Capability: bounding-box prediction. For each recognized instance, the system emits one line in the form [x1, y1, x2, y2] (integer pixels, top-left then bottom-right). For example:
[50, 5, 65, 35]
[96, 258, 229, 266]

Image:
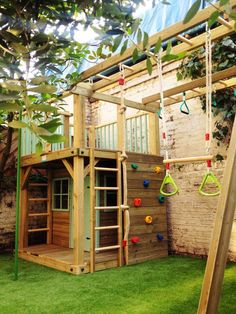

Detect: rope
[118, 63, 130, 264]
[205, 24, 212, 158]
[158, 51, 169, 169]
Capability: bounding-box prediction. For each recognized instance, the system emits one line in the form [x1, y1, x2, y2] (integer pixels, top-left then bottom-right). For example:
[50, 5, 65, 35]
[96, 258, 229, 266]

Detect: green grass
[0, 255, 235, 314]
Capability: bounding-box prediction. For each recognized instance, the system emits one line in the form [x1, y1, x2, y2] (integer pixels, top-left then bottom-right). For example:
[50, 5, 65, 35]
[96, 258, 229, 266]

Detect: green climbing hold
[234, 90, 236, 97]
[131, 163, 138, 170]
[158, 195, 166, 203]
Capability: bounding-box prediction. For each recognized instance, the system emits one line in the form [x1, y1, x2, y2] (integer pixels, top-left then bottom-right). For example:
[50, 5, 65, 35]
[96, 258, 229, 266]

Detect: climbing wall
[127, 153, 168, 264]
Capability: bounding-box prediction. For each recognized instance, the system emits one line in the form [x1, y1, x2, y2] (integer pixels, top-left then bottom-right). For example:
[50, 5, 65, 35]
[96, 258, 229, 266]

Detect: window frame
[52, 178, 71, 211]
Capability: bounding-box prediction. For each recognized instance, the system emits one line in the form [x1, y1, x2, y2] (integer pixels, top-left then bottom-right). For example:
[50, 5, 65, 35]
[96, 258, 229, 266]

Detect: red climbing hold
[131, 236, 140, 244]
[122, 240, 127, 247]
[133, 198, 142, 207]
[205, 133, 210, 141]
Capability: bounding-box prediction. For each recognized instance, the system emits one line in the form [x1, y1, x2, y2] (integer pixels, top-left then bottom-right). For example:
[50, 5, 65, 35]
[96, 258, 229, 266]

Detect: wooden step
[28, 228, 49, 233]
[95, 206, 119, 210]
[28, 213, 49, 217]
[95, 225, 120, 231]
[95, 245, 120, 252]
[94, 187, 119, 191]
[94, 167, 118, 172]
[28, 198, 49, 202]
[29, 183, 48, 187]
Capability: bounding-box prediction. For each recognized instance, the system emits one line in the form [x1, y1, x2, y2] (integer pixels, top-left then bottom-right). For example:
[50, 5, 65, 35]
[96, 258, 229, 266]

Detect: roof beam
[143, 66, 236, 105]
[80, 1, 236, 82]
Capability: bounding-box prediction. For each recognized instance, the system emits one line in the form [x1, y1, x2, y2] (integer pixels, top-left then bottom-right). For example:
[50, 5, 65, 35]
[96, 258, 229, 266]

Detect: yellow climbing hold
[154, 166, 161, 174]
[145, 216, 153, 224]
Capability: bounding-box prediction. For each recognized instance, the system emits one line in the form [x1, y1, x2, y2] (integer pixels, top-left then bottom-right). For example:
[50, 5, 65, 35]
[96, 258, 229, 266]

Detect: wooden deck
[19, 244, 119, 275]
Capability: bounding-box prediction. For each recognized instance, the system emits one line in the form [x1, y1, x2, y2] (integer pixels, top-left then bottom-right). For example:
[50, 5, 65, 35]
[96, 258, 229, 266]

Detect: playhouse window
[53, 178, 70, 211]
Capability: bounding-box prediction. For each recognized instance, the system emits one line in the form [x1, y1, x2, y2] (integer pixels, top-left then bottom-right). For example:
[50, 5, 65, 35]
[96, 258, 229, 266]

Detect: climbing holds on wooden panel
[145, 216, 153, 224]
[133, 198, 142, 207]
[158, 195, 166, 203]
[143, 180, 150, 188]
[154, 166, 161, 174]
[131, 163, 138, 170]
[157, 233, 164, 241]
[131, 236, 140, 244]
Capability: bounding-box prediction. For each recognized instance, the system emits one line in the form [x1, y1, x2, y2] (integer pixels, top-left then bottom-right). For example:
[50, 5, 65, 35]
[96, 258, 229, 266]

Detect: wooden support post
[47, 170, 52, 244]
[89, 147, 95, 273]
[19, 167, 28, 249]
[73, 156, 84, 266]
[64, 115, 70, 148]
[73, 94, 86, 148]
[117, 152, 122, 267]
[21, 166, 32, 189]
[198, 119, 236, 314]
[62, 159, 74, 180]
[73, 93, 85, 266]
[148, 113, 160, 155]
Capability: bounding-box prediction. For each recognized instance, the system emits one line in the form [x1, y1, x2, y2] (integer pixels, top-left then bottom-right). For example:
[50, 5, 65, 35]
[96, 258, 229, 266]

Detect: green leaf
[183, 0, 201, 24]
[143, 32, 149, 50]
[229, 13, 236, 20]
[162, 54, 179, 62]
[0, 94, 20, 101]
[11, 43, 28, 53]
[8, 120, 28, 128]
[166, 41, 172, 55]
[39, 118, 62, 133]
[0, 102, 21, 111]
[132, 48, 139, 64]
[1, 81, 25, 92]
[137, 28, 142, 44]
[154, 37, 162, 54]
[219, 0, 230, 6]
[112, 35, 123, 53]
[208, 11, 220, 28]
[146, 58, 153, 75]
[120, 39, 128, 56]
[234, 22, 236, 32]
[40, 134, 66, 144]
[28, 85, 57, 93]
[29, 104, 57, 113]
[30, 76, 48, 85]
[35, 141, 43, 155]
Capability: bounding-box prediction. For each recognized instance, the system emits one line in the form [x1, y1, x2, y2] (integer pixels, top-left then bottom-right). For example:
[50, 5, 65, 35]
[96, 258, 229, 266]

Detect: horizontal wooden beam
[93, 21, 235, 93]
[80, 2, 236, 82]
[163, 155, 213, 164]
[143, 66, 236, 105]
[72, 84, 157, 113]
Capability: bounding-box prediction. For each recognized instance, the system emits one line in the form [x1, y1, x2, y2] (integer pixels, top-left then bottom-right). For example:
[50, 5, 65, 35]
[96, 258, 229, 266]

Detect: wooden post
[47, 170, 52, 244]
[64, 115, 70, 148]
[148, 112, 160, 155]
[197, 119, 236, 314]
[117, 105, 123, 150]
[73, 94, 86, 266]
[73, 94, 86, 148]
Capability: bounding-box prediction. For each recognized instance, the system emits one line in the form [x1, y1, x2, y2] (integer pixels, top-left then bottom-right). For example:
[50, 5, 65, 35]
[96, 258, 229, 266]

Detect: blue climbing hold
[158, 195, 166, 203]
[157, 233, 164, 241]
[143, 180, 149, 188]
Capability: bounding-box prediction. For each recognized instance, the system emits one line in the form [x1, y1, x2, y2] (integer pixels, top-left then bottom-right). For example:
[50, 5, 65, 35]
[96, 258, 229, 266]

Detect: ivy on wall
[177, 35, 236, 151]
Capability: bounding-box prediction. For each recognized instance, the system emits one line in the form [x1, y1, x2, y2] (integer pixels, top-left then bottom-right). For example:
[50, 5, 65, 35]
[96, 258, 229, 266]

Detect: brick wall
[94, 62, 236, 261]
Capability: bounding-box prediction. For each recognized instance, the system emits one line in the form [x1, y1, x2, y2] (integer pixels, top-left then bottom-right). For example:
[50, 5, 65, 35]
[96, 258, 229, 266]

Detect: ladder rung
[95, 245, 120, 252]
[94, 187, 119, 191]
[28, 213, 49, 217]
[28, 198, 49, 201]
[94, 167, 118, 172]
[29, 183, 48, 186]
[28, 228, 49, 233]
[95, 225, 120, 231]
[94, 206, 119, 210]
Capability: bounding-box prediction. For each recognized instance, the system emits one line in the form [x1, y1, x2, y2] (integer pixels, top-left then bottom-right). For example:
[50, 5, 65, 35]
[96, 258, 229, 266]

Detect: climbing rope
[199, 25, 221, 196]
[118, 63, 130, 263]
[158, 51, 179, 197]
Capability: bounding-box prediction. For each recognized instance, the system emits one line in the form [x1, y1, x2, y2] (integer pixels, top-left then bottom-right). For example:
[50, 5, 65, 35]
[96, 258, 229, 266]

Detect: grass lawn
[0, 255, 235, 314]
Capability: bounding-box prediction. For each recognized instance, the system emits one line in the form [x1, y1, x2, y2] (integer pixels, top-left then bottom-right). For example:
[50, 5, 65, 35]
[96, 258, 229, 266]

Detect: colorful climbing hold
[154, 166, 161, 174]
[143, 180, 150, 188]
[234, 89, 236, 97]
[158, 195, 166, 204]
[134, 198, 142, 207]
[157, 233, 164, 241]
[131, 163, 138, 170]
[131, 236, 140, 244]
[145, 216, 153, 224]
[122, 240, 127, 247]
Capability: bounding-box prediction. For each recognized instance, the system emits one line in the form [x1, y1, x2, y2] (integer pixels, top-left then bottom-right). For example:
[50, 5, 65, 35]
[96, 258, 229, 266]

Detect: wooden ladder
[89, 150, 122, 273]
[27, 171, 52, 244]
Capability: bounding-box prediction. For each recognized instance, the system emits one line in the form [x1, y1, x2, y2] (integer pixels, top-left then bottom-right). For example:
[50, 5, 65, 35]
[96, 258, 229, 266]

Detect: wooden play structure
[18, 3, 236, 313]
